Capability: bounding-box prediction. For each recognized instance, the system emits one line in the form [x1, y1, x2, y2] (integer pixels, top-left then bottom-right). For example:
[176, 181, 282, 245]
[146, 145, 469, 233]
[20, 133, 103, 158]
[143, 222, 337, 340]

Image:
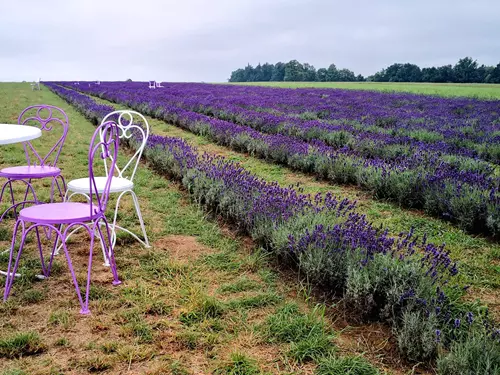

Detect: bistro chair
[0, 105, 69, 220]
[64, 110, 150, 265]
[3, 121, 121, 315]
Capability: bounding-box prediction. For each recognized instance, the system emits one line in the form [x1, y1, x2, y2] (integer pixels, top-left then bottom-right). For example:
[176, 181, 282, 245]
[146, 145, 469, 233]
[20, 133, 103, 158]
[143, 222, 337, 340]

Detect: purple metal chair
[0, 105, 69, 219]
[3, 121, 121, 315]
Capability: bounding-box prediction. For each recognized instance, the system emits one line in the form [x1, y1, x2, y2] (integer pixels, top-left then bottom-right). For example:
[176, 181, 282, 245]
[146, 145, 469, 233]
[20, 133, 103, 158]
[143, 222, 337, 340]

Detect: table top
[0, 124, 42, 145]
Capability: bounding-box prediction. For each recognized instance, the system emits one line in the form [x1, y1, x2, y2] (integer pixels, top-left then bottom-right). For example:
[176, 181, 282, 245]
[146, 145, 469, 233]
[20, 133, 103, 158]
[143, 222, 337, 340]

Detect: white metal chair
[63, 110, 150, 265]
[148, 81, 156, 89]
[30, 78, 40, 91]
[156, 81, 163, 88]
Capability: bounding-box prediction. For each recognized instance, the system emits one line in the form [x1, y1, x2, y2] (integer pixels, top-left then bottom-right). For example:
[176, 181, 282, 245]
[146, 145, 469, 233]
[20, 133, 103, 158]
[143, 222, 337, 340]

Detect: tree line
[228, 57, 500, 84]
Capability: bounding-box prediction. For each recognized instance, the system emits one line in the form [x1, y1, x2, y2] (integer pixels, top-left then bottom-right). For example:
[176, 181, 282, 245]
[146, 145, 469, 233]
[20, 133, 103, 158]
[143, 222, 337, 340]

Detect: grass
[316, 355, 380, 375]
[228, 81, 500, 99]
[0, 332, 45, 358]
[214, 352, 262, 375]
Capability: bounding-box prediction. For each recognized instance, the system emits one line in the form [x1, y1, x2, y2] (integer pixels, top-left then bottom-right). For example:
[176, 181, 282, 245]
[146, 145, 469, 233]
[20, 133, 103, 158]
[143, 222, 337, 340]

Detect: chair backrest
[88, 121, 119, 216]
[18, 105, 69, 167]
[100, 110, 150, 182]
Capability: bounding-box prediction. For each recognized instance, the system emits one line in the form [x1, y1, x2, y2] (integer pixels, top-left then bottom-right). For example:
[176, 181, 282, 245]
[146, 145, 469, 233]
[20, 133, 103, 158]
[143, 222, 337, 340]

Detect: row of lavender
[57, 81, 500, 238]
[46, 82, 499, 373]
[68, 82, 500, 163]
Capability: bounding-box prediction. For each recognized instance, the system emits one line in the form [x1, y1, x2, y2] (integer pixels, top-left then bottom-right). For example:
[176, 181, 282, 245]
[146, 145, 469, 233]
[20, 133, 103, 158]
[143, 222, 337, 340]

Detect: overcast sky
[1, 0, 499, 82]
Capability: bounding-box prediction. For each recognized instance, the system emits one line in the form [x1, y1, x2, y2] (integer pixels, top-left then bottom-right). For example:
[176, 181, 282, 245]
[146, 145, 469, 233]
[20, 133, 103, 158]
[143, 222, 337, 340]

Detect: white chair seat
[67, 176, 134, 194]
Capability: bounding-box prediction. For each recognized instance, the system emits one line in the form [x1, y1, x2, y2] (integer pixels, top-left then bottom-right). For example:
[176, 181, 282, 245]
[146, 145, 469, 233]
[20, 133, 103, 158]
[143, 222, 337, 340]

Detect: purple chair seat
[19, 202, 99, 224]
[0, 165, 61, 179]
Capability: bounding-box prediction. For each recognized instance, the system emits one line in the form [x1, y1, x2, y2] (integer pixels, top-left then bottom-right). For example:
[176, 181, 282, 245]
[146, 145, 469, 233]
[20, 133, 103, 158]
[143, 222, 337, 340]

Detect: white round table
[0, 124, 42, 278]
[0, 124, 42, 145]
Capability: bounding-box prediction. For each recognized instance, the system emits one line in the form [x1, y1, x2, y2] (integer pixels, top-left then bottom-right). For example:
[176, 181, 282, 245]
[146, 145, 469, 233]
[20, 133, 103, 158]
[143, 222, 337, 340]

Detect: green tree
[326, 64, 339, 81]
[487, 62, 500, 83]
[454, 57, 479, 83]
[229, 68, 246, 82]
[284, 60, 304, 81]
[261, 63, 274, 81]
[316, 68, 328, 82]
[271, 62, 286, 81]
[303, 63, 317, 81]
[337, 68, 356, 81]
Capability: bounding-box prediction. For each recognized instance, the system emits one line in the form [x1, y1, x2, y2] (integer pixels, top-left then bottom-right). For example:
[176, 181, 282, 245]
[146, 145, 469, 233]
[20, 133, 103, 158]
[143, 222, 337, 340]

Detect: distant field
[228, 81, 500, 99]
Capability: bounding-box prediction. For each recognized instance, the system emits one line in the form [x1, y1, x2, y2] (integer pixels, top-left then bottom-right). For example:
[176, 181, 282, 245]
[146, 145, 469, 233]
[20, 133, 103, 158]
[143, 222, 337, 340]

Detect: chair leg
[96, 218, 121, 286]
[131, 190, 150, 248]
[3, 220, 26, 301]
[58, 233, 88, 314]
[107, 190, 150, 255]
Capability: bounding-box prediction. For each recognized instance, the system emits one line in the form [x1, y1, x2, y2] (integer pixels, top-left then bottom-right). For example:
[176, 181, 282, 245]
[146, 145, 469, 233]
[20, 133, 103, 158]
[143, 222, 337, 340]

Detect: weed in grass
[214, 352, 261, 375]
[116, 345, 155, 363]
[0, 331, 46, 358]
[20, 288, 45, 304]
[100, 342, 118, 354]
[1, 370, 27, 375]
[139, 251, 188, 281]
[288, 334, 336, 363]
[239, 249, 269, 272]
[88, 284, 112, 300]
[54, 337, 70, 347]
[201, 251, 241, 272]
[80, 355, 113, 373]
[257, 269, 277, 285]
[131, 321, 154, 343]
[48, 310, 74, 329]
[177, 329, 200, 349]
[180, 295, 225, 325]
[169, 360, 190, 375]
[262, 303, 335, 362]
[262, 303, 331, 343]
[226, 292, 282, 310]
[316, 355, 379, 375]
[144, 300, 172, 316]
[218, 276, 262, 293]
[0, 227, 9, 241]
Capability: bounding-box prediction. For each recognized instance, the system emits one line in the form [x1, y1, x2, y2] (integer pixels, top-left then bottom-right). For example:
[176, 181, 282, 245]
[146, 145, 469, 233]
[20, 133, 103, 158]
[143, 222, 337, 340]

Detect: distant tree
[126, 78, 132, 82]
[487, 63, 500, 83]
[356, 74, 365, 82]
[271, 62, 286, 81]
[253, 63, 264, 81]
[316, 68, 328, 82]
[229, 68, 246, 82]
[337, 68, 356, 81]
[284, 60, 305, 81]
[436, 65, 455, 82]
[326, 64, 339, 81]
[261, 63, 274, 81]
[303, 63, 317, 81]
[454, 57, 479, 83]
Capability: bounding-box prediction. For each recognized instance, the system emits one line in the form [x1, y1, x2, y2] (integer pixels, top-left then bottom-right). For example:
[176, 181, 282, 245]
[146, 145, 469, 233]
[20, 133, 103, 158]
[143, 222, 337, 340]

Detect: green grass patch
[0, 332, 46, 358]
[214, 352, 262, 375]
[316, 355, 379, 375]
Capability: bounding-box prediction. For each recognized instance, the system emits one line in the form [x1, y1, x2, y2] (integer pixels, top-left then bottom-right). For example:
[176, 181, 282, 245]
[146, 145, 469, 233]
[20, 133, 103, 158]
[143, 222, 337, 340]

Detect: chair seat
[0, 165, 61, 179]
[67, 176, 134, 194]
[19, 202, 100, 224]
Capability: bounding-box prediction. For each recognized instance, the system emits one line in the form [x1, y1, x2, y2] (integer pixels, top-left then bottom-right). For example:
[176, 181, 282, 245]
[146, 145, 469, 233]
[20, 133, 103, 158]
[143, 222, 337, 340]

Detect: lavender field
[42, 81, 500, 374]
[53, 81, 500, 238]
